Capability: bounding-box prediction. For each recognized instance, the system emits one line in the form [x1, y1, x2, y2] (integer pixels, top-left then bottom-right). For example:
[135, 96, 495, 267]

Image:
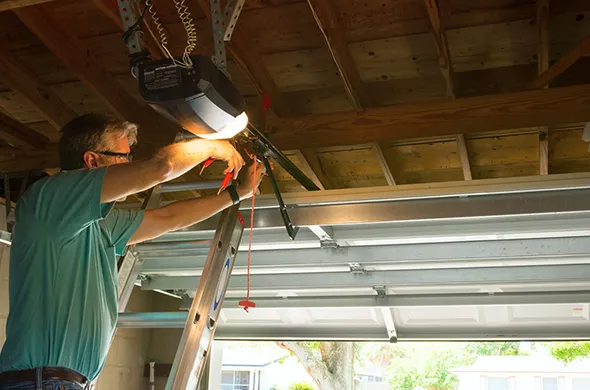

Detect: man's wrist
[237, 186, 252, 201]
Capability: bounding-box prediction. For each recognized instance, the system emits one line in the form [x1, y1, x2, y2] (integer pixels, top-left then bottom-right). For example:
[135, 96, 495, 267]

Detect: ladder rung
[160, 180, 223, 193]
[136, 240, 212, 252]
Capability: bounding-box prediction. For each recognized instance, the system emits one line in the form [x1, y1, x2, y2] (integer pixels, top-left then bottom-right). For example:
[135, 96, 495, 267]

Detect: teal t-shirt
[0, 167, 144, 380]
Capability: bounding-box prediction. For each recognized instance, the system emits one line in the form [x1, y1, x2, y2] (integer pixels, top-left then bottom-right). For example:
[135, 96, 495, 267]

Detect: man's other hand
[209, 140, 245, 179]
[238, 160, 266, 200]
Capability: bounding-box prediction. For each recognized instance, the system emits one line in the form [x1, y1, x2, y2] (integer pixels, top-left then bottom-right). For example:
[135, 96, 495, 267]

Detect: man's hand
[207, 140, 245, 179]
[238, 160, 266, 200]
[129, 159, 267, 245]
[101, 138, 245, 203]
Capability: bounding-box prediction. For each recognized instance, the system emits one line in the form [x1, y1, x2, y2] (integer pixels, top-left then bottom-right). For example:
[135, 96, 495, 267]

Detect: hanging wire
[147, 0, 197, 68]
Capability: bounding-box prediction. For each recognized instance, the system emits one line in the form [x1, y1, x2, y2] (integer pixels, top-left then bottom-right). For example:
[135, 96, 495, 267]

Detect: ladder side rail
[165, 203, 244, 390]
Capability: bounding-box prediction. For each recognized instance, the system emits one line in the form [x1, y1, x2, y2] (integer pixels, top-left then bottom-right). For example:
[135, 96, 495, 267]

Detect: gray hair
[59, 113, 138, 170]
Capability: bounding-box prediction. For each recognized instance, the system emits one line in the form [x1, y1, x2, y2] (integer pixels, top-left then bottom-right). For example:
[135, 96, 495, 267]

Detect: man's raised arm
[100, 138, 245, 204]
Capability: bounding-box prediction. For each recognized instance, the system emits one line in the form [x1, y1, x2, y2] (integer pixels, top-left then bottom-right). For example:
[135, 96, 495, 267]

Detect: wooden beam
[0, 0, 51, 11]
[295, 149, 334, 190]
[0, 145, 59, 173]
[194, 0, 288, 116]
[305, 0, 398, 186]
[455, 134, 472, 180]
[537, 0, 549, 176]
[0, 112, 51, 149]
[424, 0, 473, 181]
[529, 34, 590, 89]
[424, 0, 455, 99]
[306, 0, 371, 109]
[0, 44, 76, 130]
[270, 84, 590, 150]
[14, 5, 177, 156]
[372, 143, 395, 185]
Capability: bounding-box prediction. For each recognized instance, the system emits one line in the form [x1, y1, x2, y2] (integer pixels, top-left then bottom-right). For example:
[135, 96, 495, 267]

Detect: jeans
[0, 380, 83, 390]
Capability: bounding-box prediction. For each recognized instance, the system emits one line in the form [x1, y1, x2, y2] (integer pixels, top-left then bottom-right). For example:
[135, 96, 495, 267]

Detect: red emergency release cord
[239, 92, 270, 312]
[238, 149, 257, 312]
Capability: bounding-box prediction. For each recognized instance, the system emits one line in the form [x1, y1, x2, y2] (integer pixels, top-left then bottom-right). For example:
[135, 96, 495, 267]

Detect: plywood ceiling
[0, 0, 589, 201]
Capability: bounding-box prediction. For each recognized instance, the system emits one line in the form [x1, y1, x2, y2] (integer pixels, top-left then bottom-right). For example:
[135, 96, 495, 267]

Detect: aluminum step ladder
[114, 181, 244, 390]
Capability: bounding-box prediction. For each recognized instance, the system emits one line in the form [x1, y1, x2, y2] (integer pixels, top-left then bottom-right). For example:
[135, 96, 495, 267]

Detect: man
[0, 113, 264, 390]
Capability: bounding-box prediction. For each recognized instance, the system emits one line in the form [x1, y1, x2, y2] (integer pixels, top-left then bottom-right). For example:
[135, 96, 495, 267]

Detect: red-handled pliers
[200, 157, 215, 175]
[200, 157, 233, 195]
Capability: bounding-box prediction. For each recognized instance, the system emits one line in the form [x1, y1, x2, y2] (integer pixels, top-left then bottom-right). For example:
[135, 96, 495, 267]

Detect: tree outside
[276, 340, 590, 390]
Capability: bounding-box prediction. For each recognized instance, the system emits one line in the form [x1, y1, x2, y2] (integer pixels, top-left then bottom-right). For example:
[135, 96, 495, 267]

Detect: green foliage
[386, 344, 473, 390]
[544, 342, 590, 364]
[288, 381, 315, 390]
[363, 342, 530, 390]
[465, 342, 524, 357]
[304, 342, 322, 350]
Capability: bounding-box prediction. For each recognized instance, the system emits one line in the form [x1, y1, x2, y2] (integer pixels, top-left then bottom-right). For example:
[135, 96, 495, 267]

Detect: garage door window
[543, 378, 558, 390]
[221, 370, 250, 390]
[488, 377, 509, 390]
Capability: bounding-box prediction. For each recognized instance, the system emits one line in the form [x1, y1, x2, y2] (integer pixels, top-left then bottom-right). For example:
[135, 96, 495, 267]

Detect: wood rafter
[530, 35, 590, 90]
[307, 0, 397, 185]
[0, 0, 51, 11]
[537, 0, 549, 176]
[0, 145, 59, 173]
[14, 5, 177, 156]
[0, 112, 51, 150]
[270, 84, 590, 150]
[424, 0, 455, 98]
[306, 0, 370, 109]
[0, 44, 75, 130]
[372, 144, 396, 185]
[424, 0, 472, 181]
[295, 149, 334, 190]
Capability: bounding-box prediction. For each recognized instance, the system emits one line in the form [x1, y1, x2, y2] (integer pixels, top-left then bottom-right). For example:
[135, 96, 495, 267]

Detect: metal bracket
[320, 239, 339, 249]
[349, 263, 366, 275]
[117, 0, 144, 55]
[373, 285, 386, 298]
[210, 0, 228, 70]
[223, 0, 245, 41]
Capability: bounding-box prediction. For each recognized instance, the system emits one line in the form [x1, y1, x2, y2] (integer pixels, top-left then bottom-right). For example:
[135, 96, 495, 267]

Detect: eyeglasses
[93, 150, 134, 161]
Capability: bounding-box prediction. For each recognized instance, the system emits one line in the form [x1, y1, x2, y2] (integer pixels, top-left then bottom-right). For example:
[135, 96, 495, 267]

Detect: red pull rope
[238, 150, 257, 312]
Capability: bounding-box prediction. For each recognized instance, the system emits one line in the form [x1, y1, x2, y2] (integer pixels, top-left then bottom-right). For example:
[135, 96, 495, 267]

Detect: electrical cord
[122, 0, 152, 45]
[147, 0, 197, 68]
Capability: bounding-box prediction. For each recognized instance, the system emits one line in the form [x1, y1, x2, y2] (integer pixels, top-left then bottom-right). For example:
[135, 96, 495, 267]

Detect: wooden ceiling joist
[537, 0, 549, 176]
[0, 145, 59, 173]
[372, 144, 396, 186]
[306, 0, 370, 110]
[295, 149, 334, 190]
[0, 44, 76, 131]
[14, 5, 177, 155]
[0, 0, 51, 12]
[530, 35, 590, 90]
[424, 0, 472, 181]
[306, 0, 398, 186]
[270, 84, 590, 150]
[0, 112, 51, 150]
[424, 0, 455, 99]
